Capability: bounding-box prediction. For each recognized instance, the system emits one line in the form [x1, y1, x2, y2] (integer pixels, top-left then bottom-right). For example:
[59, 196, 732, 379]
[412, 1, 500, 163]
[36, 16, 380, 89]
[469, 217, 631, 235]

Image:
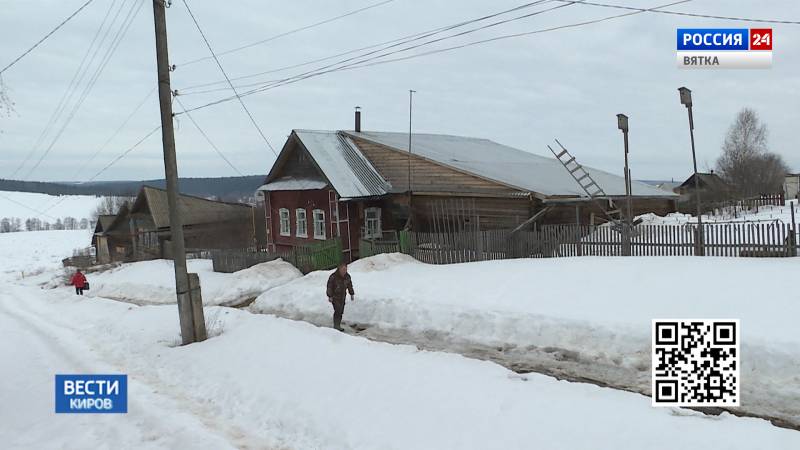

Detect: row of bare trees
[0, 217, 91, 232]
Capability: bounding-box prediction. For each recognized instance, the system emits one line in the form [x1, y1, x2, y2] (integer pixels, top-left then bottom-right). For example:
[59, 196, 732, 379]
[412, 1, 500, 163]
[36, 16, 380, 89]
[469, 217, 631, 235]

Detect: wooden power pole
[152, 0, 206, 344]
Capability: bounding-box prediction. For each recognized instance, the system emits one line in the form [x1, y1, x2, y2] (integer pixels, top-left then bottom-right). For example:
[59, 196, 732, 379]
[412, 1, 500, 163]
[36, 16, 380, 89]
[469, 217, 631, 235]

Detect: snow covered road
[0, 280, 799, 449]
[0, 285, 245, 449]
[2, 230, 800, 448]
[251, 253, 800, 430]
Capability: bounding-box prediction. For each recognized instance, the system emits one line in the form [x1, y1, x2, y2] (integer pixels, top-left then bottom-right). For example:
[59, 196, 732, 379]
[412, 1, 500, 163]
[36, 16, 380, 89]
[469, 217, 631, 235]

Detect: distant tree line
[0, 175, 264, 201]
[0, 216, 91, 233]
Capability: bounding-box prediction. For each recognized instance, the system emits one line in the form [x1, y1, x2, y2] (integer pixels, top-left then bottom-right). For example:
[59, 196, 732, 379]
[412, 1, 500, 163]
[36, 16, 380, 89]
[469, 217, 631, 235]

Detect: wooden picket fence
[194, 238, 343, 274]
[401, 222, 798, 264]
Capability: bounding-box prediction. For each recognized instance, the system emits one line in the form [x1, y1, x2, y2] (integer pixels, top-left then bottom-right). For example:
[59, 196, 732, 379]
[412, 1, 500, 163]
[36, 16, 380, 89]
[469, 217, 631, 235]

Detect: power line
[178, 0, 553, 94]
[22, 0, 144, 181]
[174, 96, 244, 176]
[71, 87, 157, 180]
[0, 192, 59, 221]
[180, 0, 277, 156]
[0, 0, 97, 74]
[176, 0, 562, 111]
[86, 125, 162, 182]
[179, 0, 398, 66]
[7, 0, 121, 179]
[555, 0, 800, 24]
[40, 125, 161, 215]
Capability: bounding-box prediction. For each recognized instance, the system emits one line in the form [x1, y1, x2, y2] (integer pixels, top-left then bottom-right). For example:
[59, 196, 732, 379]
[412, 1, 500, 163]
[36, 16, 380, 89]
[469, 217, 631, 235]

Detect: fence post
[791, 207, 798, 257]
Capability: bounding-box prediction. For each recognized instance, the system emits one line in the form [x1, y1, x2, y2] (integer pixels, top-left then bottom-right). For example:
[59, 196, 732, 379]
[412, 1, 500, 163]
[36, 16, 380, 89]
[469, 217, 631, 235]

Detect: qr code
[652, 319, 739, 407]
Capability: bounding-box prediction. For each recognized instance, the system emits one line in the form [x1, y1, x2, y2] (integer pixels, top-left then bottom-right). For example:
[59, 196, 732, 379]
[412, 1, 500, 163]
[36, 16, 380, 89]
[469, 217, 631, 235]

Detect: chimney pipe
[354, 106, 361, 132]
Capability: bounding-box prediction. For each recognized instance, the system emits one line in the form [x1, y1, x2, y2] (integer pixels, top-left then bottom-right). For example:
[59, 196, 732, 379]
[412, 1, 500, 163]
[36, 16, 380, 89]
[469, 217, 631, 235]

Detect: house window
[364, 207, 382, 239]
[279, 208, 290, 236]
[296, 208, 308, 238]
[313, 209, 326, 239]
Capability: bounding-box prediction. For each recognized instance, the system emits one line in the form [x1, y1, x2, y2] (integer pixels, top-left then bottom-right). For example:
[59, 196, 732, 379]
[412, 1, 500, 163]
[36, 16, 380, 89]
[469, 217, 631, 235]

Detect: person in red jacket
[70, 269, 87, 295]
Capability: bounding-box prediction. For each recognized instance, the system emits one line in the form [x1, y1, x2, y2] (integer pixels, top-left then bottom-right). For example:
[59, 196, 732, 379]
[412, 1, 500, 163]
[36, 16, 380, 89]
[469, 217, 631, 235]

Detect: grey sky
[0, 0, 798, 183]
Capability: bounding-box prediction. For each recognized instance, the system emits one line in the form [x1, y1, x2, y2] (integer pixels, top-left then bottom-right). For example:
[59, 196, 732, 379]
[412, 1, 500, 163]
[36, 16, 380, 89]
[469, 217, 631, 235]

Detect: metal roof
[257, 178, 328, 192]
[293, 130, 391, 199]
[346, 131, 677, 199]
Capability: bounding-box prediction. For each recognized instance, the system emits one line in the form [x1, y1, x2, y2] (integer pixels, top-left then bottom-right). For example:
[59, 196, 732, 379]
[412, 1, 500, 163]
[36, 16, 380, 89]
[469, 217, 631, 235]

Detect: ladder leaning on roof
[547, 139, 623, 224]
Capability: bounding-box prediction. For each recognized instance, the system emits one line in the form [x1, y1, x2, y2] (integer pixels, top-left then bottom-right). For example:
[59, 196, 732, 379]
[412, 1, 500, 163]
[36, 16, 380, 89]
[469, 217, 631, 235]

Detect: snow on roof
[257, 178, 328, 192]
[346, 131, 677, 199]
[294, 130, 391, 199]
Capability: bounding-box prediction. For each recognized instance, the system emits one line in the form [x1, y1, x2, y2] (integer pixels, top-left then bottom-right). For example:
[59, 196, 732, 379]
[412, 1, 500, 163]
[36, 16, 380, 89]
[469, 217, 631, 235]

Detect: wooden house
[676, 172, 732, 203]
[98, 186, 256, 261]
[92, 214, 117, 264]
[258, 116, 677, 261]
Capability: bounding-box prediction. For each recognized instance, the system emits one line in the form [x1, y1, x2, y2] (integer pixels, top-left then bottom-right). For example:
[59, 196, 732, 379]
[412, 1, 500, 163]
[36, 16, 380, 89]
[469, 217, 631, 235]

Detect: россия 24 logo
[676, 28, 772, 69]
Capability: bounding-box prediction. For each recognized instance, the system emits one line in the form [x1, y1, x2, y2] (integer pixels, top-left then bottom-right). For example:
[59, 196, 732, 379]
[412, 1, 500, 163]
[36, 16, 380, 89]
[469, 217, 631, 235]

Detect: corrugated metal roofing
[346, 131, 677, 199]
[294, 130, 391, 199]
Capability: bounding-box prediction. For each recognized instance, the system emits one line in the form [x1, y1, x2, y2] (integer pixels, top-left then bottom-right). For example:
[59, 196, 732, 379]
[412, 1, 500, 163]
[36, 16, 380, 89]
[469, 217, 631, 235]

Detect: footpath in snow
[2, 281, 800, 449]
[4, 230, 799, 447]
[250, 253, 800, 430]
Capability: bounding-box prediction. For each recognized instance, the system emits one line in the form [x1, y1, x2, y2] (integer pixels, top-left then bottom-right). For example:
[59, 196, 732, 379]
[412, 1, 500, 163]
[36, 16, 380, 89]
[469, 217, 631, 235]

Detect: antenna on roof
[406, 89, 416, 230]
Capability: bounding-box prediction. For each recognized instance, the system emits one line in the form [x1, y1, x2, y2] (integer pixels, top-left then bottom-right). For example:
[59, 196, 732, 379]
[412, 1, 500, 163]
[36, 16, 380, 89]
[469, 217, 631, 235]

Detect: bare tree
[91, 196, 134, 221]
[716, 108, 788, 198]
[0, 75, 14, 122]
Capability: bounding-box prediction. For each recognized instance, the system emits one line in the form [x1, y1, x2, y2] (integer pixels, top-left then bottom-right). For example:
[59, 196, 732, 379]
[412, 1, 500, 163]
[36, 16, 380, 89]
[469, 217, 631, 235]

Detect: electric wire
[0, 0, 97, 74]
[180, 0, 277, 155]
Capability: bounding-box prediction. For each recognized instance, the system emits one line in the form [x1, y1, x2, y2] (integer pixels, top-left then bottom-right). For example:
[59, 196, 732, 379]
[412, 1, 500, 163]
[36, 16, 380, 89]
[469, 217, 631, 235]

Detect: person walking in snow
[327, 262, 354, 331]
[70, 269, 87, 296]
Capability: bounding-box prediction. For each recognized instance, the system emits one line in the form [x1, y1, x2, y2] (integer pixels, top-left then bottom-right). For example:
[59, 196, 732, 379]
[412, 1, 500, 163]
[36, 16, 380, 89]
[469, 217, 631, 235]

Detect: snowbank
[639, 200, 799, 225]
[86, 258, 302, 306]
[4, 284, 799, 449]
[251, 253, 800, 427]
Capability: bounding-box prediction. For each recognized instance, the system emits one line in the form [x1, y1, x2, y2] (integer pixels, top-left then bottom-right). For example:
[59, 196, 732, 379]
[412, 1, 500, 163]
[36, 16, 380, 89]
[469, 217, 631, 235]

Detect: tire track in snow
[0, 286, 245, 450]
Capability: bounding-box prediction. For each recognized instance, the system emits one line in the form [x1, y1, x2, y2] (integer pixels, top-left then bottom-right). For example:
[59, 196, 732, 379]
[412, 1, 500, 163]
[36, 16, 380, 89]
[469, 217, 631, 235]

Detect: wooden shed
[258, 123, 677, 260]
[100, 186, 256, 261]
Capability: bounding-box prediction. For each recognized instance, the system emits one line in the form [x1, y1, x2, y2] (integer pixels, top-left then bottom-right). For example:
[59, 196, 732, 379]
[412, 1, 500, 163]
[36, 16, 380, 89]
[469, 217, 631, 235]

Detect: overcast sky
[0, 0, 798, 183]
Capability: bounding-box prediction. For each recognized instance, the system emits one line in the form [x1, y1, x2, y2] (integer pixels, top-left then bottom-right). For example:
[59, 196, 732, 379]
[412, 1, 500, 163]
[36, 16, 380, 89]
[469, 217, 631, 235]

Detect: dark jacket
[327, 271, 354, 300]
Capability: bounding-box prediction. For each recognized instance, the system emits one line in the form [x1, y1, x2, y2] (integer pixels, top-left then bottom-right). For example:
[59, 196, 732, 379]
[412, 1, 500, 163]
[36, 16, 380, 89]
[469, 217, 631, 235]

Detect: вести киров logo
[55, 374, 127, 413]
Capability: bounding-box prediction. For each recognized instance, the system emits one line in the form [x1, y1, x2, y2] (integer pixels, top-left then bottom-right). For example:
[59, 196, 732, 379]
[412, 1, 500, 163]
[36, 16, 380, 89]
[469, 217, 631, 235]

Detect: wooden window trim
[313, 209, 326, 240]
[279, 208, 290, 236]
[295, 208, 308, 238]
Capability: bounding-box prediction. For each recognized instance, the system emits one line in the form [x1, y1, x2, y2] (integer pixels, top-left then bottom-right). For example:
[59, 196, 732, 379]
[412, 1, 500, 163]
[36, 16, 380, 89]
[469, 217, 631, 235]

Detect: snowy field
[0, 230, 92, 280]
[1, 231, 800, 448]
[85, 258, 301, 306]
[0, 190, 105, 224]
[251, 253, 800, 428]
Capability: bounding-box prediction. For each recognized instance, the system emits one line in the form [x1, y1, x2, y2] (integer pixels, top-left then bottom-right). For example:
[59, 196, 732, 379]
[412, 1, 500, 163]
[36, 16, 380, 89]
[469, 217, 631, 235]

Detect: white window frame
[364, 207, 382, 239]
[313, 209, 326, 240]
[295, 208, 308, 238]
[279, 208, 290, 236]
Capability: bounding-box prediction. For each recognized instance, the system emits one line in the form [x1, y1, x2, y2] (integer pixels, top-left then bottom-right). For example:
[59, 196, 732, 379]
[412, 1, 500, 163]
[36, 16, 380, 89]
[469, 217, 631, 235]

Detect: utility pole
[617, 113, 632, 256]
[678, 87, 704, 256]
[152, 0, 206, 344]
